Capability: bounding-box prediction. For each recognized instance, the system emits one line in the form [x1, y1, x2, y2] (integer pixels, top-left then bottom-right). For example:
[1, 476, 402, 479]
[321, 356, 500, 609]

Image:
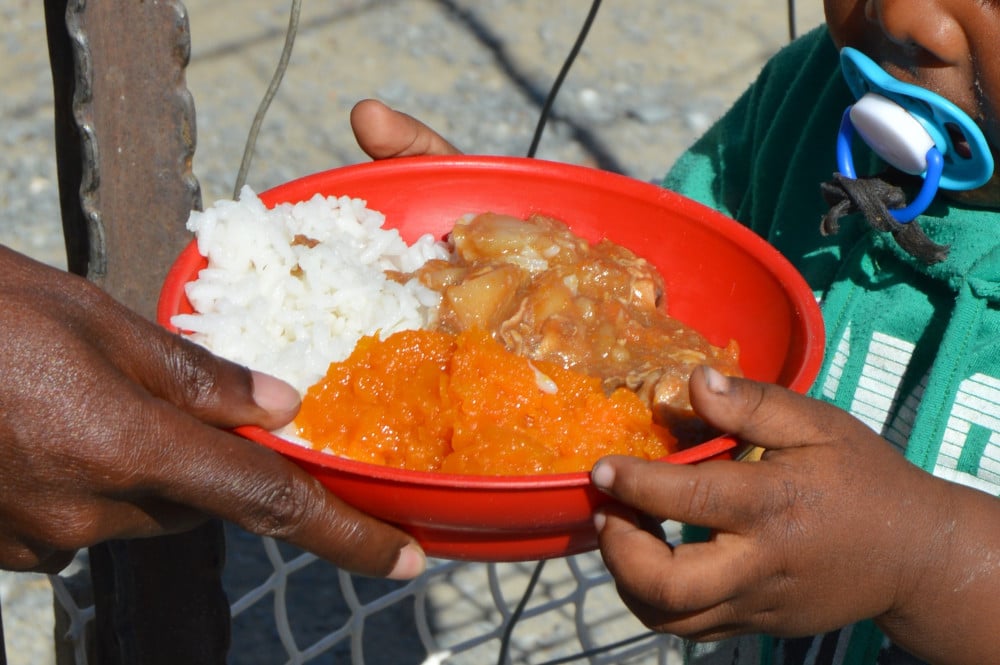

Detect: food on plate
[172, 188, 742, 474]
[411, 212, 742, 437]
[295, 328, 676, 475]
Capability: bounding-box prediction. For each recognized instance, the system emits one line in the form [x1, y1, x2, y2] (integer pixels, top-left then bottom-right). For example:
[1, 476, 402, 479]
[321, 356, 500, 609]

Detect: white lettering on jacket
[937, 373, 1000, 493]
[821, 327, 1000, 495]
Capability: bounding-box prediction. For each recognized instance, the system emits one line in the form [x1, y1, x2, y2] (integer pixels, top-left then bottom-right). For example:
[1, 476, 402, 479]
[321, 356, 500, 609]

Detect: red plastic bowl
[157, 155, 825, 562]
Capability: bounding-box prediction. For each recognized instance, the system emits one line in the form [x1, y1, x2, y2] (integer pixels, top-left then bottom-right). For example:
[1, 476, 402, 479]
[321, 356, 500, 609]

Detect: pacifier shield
[840, 47, 993, 191]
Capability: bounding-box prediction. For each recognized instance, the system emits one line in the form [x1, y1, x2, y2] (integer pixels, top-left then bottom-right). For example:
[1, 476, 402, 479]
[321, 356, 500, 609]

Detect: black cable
[534, 630, 659, 665]
[787, 0, 797, 41]
[525, 0, 604, 159]
[496, 560, 547, 665]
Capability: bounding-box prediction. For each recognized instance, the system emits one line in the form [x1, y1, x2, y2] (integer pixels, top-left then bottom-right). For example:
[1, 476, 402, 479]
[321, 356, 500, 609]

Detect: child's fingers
[595, 503, 753, 636]
[689, 365, 851, 453]
[591, 455, 776, 533]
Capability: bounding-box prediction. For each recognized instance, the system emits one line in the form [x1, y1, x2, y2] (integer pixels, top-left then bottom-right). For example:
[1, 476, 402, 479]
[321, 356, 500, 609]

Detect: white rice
[171, 185, 449, 394]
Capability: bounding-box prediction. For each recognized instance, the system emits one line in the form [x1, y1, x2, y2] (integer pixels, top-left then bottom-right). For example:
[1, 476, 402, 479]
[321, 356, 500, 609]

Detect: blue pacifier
[836, 47, 994, 222]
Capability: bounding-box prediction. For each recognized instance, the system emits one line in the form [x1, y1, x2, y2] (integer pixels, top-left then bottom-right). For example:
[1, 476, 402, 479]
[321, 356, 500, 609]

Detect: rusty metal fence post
[43, 0, 230, 662]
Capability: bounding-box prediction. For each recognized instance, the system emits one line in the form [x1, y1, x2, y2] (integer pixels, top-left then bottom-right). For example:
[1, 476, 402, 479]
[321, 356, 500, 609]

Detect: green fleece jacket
[665, 25, 1000, 665]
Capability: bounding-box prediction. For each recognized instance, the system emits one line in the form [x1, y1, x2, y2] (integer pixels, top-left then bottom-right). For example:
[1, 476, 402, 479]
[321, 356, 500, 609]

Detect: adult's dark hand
[592, 365, 1000, 665]
[0, 246, 425, 579]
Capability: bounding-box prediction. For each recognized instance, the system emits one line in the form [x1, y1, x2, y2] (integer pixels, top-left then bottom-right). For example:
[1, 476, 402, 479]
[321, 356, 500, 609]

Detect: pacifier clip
[822, 48, 994, 264]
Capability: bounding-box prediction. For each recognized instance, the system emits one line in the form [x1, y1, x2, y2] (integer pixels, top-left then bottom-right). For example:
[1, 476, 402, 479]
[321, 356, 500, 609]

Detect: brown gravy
[407, 212, 742, 442]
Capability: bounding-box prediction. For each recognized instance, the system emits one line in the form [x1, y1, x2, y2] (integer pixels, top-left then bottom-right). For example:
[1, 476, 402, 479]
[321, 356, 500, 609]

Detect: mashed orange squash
[294, 328, 677, 475]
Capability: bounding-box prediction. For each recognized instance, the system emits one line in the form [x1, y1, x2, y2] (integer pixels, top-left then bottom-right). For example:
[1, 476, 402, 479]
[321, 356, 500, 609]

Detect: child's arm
[592, 366, 1000, 665]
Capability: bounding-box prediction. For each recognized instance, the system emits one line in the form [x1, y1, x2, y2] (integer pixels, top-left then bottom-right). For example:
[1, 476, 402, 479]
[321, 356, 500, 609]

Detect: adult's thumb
[135, 327, 301, 431]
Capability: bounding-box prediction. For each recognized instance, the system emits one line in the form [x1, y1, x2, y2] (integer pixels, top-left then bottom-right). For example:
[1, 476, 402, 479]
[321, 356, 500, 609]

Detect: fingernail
[591, 461, 615, 490]
[593, 510, 607, 533]
[251, 371, 301, 414]
[702, 365, 731, 394]
[388, 543, 426, 580]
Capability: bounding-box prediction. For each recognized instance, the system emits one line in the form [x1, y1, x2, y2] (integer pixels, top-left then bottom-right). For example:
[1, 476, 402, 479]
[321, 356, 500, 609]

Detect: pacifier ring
[837, 106, 945, 223]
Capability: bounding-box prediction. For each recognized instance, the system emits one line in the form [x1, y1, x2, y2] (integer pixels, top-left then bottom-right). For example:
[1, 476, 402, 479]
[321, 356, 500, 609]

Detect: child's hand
[592, 366, 1000, 665]
[350, 99, 461, 159]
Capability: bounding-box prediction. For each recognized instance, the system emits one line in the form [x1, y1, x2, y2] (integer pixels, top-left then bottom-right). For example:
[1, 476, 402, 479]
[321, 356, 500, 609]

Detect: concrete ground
[0, 1, 824, 663]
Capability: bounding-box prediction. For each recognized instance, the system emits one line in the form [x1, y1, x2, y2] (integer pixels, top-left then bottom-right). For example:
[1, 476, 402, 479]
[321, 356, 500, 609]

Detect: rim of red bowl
[231, 426, 747, 489]
[158, 155, 825, 489]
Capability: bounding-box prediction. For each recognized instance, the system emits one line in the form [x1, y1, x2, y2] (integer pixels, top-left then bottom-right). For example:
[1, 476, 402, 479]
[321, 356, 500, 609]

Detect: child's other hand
[350, 99, 461, 160]
[592, 366, 1000, 665]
